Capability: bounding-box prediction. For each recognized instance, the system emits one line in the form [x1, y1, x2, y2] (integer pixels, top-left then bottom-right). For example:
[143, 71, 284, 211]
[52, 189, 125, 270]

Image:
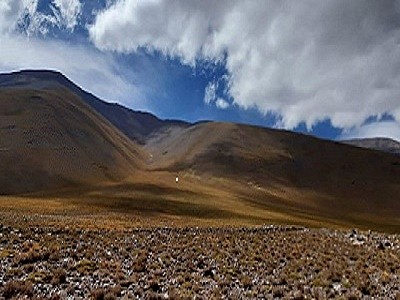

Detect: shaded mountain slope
[0, 70, 189, 144]
[145, 122, 400, 226]
[343, 137, 400, 155]
[0, 87, 145, 194]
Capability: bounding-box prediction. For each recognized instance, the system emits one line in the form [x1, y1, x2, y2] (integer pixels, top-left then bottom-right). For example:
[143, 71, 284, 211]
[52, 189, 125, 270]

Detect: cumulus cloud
[340, 121, 400, 142]
[89, 0, 400, 130]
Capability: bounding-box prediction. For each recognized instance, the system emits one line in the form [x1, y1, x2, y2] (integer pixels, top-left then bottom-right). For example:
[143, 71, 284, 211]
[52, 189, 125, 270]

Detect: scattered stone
[0, 218, 398, 298]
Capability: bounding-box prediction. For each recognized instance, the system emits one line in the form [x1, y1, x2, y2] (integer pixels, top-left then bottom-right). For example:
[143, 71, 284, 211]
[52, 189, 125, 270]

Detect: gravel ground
[0, 220, 399, 299]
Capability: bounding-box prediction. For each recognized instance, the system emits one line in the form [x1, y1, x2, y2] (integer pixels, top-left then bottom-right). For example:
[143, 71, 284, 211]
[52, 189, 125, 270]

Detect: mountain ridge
[0, 70, 190, 144]
[342, 137, 400, 155]
[4, 70, 400, 149]
[1, 69, 399, 231]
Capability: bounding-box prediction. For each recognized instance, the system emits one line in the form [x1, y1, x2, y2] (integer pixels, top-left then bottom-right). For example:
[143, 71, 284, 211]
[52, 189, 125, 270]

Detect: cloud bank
[89, 0, 400, 131]
[0, 35, 141, 104]
[0, 0, 144, 107]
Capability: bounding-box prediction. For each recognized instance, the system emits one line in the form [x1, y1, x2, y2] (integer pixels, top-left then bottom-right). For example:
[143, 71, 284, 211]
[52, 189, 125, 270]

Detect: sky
[1, 0, 400, 141]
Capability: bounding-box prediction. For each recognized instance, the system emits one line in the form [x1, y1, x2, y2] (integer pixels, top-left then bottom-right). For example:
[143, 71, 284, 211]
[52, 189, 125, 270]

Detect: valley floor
[0, 212, 399, 299]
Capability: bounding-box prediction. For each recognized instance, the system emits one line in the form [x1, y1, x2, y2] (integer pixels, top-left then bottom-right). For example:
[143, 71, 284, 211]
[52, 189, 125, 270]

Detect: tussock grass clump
[3, 280, 33, 298]
[74, 259, 97, 273]
[51, 268, 67, 284]
[132, 250, 148, 272]
[90, 288, 105, 300]
[90, 285, 121, 300]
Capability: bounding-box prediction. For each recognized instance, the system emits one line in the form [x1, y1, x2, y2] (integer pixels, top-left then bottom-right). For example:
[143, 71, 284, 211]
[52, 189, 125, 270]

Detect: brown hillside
[145, 122, 400, 229]
[0, 87, 145, 194]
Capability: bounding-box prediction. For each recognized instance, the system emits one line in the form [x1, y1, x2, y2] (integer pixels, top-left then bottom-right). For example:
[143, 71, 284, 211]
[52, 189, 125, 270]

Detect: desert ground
[0, 212, 399, 299]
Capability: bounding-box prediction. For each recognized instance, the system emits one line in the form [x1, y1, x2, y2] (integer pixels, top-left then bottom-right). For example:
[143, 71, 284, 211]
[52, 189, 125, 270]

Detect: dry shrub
[3, 280, 33, 298]
[90, 288, 105, 300]
[89, 285, 121, 300]
[51, 268, 67, 284]
[133, 250, 147, 272]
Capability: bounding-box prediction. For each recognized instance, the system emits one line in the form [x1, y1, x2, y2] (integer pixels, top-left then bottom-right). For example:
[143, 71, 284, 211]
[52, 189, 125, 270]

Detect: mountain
[0, 84, 145, 194]
[343, 137, 400, 155]
[0, 70, 189, 144]
[1, 70, 399, 231]
[145, 122, 400, 228]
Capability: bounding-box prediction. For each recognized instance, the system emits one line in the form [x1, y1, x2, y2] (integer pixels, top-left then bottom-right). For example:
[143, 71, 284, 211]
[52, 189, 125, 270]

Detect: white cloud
[89, 0, 226, 65]
[0, 35, 144, 107]
[203, 80, 229, 109]
[0, 0, 82, 36]
[89, 0, 400, 130]
[340, 121, 400, 142]
[215, 98, 229, 109]
[204, 81, 216, 105]
[52, 0, 82, 31]
[20, 0, 58, 36]
[0, 0, 24, 33]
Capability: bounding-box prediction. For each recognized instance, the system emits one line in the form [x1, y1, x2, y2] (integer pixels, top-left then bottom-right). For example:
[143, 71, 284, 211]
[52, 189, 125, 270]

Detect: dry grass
[0, 168, 398, 232]
[0, 219, 398, 298]
[3, 280, 33, 298]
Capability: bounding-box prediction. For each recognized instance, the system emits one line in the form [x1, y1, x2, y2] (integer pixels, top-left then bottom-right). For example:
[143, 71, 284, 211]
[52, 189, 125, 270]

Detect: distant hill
[0, 70, 189, 144]
[343, 137, 400, 155]
[145, 122, 400, 227]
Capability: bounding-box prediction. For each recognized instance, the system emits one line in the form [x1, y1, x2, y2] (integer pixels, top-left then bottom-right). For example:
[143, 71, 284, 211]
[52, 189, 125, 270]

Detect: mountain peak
[0, 69, 74, 90]
[342, 137, 400, 155]
[346, 137, 399, 143]
[12, 69, 65, 77]
[0, 69, 190, 144]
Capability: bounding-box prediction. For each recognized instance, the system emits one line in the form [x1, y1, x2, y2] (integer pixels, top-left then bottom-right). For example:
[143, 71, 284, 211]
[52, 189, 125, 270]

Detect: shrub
[51, 268, 67, 284]
[133, 251, 147, 272]
[3, 280, 33, 298]
[90, 288, 105, 300]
